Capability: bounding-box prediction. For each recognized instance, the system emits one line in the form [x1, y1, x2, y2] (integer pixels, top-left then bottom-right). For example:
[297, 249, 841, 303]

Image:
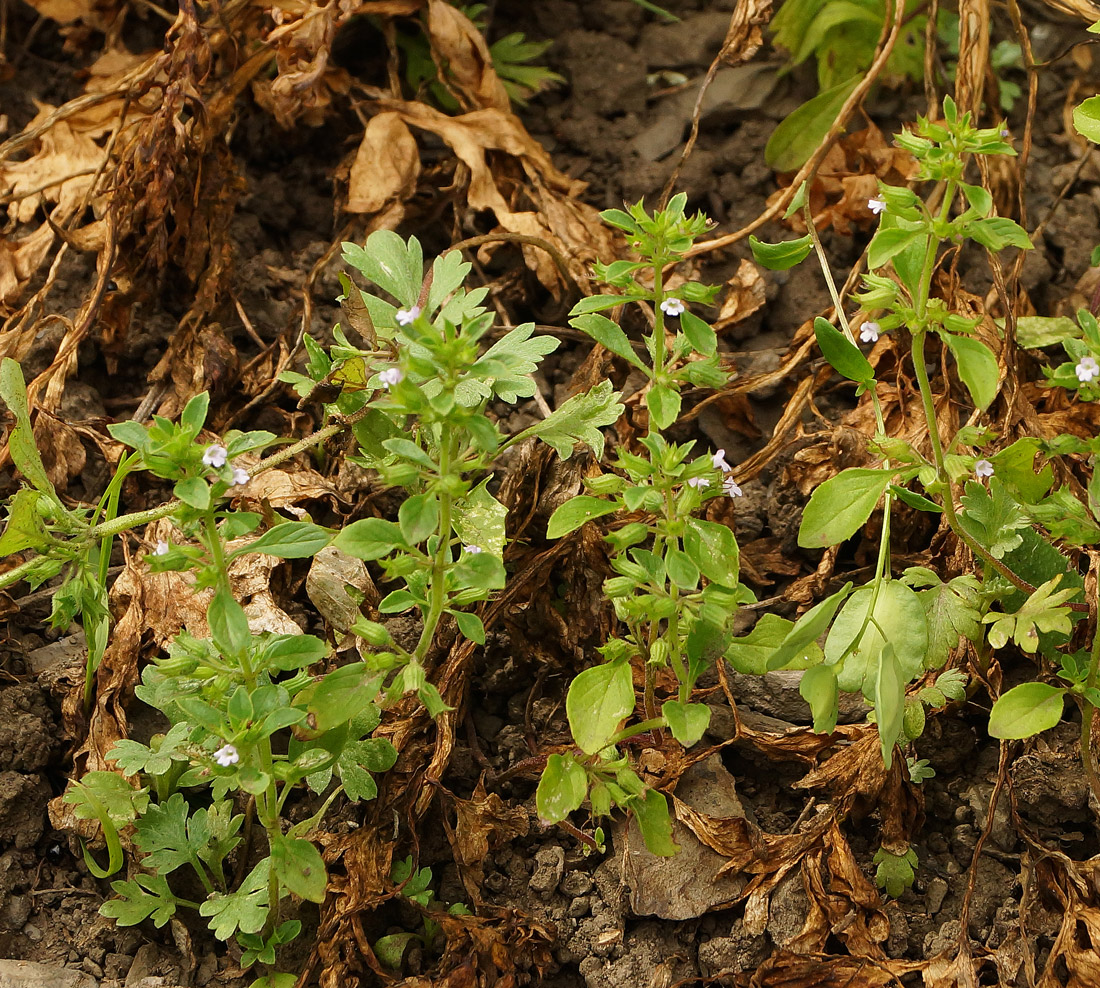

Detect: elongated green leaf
[1075, 96, 1100, 143]
[546, 496, 618, 538]
[767, 582, 852, 671]
[798, 468, 893, 548]
[814, 317, 874, 385]
[749, 234, 813, 270]
[765, 77, 859, 172]
[536, 753, 588, 823]
[570, 313, 647, 370]
[0, 358, 55, 494]
[944, 333, 998, 411]
[799, 664, 839, 734]
[244, 522, 331, 559]
[988, 681, 1066, 739]
[875, 643, 904, 769]
[868, 227, 923, 270]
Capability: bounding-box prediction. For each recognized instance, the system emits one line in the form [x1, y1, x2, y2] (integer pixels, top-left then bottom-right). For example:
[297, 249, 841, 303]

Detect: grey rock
[925, 876, 949, 915]
[639, 12, 735, 68]
[0, 960, 97, 988]
[730, 670, 869, 724]
[528, 845, 565, 897]
[767, 872, 811, 946]
[698, 929, 769, 977]
[621, 754, 748, 920]
[123, 945, 159, 988]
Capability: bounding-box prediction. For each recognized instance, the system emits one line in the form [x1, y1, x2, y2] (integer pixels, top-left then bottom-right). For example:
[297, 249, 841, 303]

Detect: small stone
[560, 871, 594, 897]
[529, 846, 565, 896]
[567, 895, 592, 918]
[80, 959, 103, 980]
[22, 923, 42, 942]
[0, 960, 98, 988]
[925, 877, 948, 915]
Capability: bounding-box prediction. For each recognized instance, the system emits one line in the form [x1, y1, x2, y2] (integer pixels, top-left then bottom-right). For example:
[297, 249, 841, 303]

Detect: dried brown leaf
[347, 112, 421, 217]
[426, 0, 510, 111]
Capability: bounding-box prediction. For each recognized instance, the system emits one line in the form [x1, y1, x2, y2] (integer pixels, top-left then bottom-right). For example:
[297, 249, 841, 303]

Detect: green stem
[1080, 624, 1100, 809]
[651, 258, 667, 392]
[411, 433, 458, 665]
[604, 717, 667, 750]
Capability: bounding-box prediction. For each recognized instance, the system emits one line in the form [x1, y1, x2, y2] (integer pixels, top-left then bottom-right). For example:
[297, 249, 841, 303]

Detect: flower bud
[603, 576, 635, 598]
[585, 474, 626, 496]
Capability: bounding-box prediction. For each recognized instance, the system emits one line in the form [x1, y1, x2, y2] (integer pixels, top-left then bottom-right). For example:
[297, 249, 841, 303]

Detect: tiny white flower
[723, 476, 743, 498]
[974, 459, 995, 479]
[711, 449, 732, 473]
[202, 444, 228, 469]
[660, 297, 685, 317]
[378, 367, 404, 389]
[859, 321, 881, 343]
[867, 196, 887, 216]
[1000, 128, 1010, 138]
[464, 544, 483, 555]
[154, 540, 170, 556]
[214, 744, 239, 767]
[395, 305, 421, 327]
[230, 466, 250, 486]
[687, 476, 710, 490]
[1076, 355, 1100, 383]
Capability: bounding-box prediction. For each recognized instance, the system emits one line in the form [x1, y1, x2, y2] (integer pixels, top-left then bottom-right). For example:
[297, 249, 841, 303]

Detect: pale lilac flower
[1076, 356, 1100, 384]
[464, 545, 482, 555]
[378, 367, 404, 389]
[859, 321, 881, 344]
[868, 196, 887, 216]
[202, 444, 228, 469]
[974, 459, 995, 479]
[395, 306, 421, 326]
[230, 466, 250, 486]
[711, 449, 732, 473]
[214, 744, 239, 767]
[687, 476, 710, 490]
[723, 476, 743, 498]
[154, 540, 170, 556]
[1000, 128, 1010, 138]
[660, 297, 685, 317]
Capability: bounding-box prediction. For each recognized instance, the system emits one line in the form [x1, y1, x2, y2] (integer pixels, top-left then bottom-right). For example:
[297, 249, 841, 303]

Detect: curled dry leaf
[713, 258, 767, 331]
[347, 112, 421, 219]
[426, 0, 510, 112]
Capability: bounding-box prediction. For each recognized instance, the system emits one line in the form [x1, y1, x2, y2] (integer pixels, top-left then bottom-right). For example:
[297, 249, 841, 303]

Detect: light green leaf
[453, 478, 507, 556]
[988, 681, 1066, 739]
[342, 232, 423, 307]
[661, 700, 710, 747]
[199, 858, 271, 940]
[683, 518, 739, 588]
[875, 643, 904, 769]
[727, 613, 821, 674]
[242, 522, 331, 559]
[814, 317, 874, 385]
[749, 234, 813, 270]
[566, 661, 635, 754]
[798, 468, 893, 548]
[546, 495, 618, 538]
[0, 489, 50, 555]
[536, 753, 588, 823]
[398, 492, 439, 545]
[765, 77, 859, 172]
[868, 227, 924, 270]
[944, 333, 998, 411]
[269, 834, 327, 903]
[630, 789, 679, 856]
[767, 582, 852, 671]
[1014, 316, 1081, 349]
[511, 380, 623, 461]
[646, 383, 681, 430]
[570, 313, 647, 370]
[799, 664, 839, 734]
[0, 358, 55, 495]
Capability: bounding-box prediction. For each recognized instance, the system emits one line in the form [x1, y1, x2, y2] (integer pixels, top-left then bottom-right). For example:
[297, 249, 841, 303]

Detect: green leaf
[766, 582, 852, 670]
[450, 609, 485, 645]
[100, 872, 177, 927]
[566, 661, 635, 755]
[826, 582, 928, 700]
[966, 216, 1032, 252]
[536, 753, 588, 823]
[342, 231, 423, 307]
[765, 77, 859, 172]
[511, 380, 623, 461]
[180, 392, 210, 436]
[958, 479, 1029, 559]
[570, 313, 647, 370]
[174, 477, 211, 511]
[983, 576, 1078, 653]
[798, 468, 893, 548]
[944, 333, 998, 411]
[874, 846, 918, 898]
[259, 634, 329, 673]
[875, 643, 905, 769]
[200, 858, 271, 940]
[208, 587, 251, 658]
[243, 522, 331, 559]
[630, 789, 679, 856]
[748, 234, 813, 270]
[727, 613, 820, 674]
[133, 793, 201, 875]
[305, 665, 383, 732]
[646, 383, 681, 430]
[814, 317, 874, 385]
[0, 358, 55, 494]
[0, 489, 50, 555]
[868, 227, 924, 270]
[398, 492, 439, 545]
[679, 311, 716, 356]
[546, 495, 618, 538]
[907, 573, 982, 669]
[683, 518, 739, 588]
[890, 485, 942, 513]
[988, 682, 1066, 739]
[333, 518, 406, 560]
[1014, 315, 1081, 349]
[463, 322, 559, 403]
[661, 700, 710, 747]
[799, 664, 839, 734]
[453, 479, 507, 556]
[269, 834, 327, 903]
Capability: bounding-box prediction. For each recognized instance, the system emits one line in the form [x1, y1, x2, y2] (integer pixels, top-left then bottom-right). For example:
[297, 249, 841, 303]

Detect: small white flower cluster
[1076, 356, 1099, 384]
[686, 448, 743, 498]
[660, 297, 686, 317]
[395, 305, 421, 327]
[867, 196, 887, 216]
[974, 459, 994, 479]
[202, 445, 250, 487]
[378, 367, 404, 389]
[859, 321, 881, 344]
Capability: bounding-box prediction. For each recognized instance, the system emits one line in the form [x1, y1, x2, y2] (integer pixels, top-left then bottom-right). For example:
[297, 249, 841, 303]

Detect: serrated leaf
[200, 858, 271, 940]
[913, 575, 982, 669]
[100, 872, 177, 927]
[464, 322, 559, 403]
[958, 479, 1029, 560]
[511, 380, 623, 461]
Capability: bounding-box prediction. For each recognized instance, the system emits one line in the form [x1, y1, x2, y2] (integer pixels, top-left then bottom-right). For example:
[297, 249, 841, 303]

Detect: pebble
[22, 923, 42, 942]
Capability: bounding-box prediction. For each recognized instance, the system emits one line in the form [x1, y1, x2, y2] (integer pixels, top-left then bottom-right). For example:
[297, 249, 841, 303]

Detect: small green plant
[373, 856, 470, 971]
[535, 195, 745, 854]
[0, 230, 619, 983]
[750, 96, 1100, 896]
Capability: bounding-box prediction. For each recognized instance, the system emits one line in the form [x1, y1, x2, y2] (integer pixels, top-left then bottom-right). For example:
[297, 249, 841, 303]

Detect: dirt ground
[4, 1, 1100, 986]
